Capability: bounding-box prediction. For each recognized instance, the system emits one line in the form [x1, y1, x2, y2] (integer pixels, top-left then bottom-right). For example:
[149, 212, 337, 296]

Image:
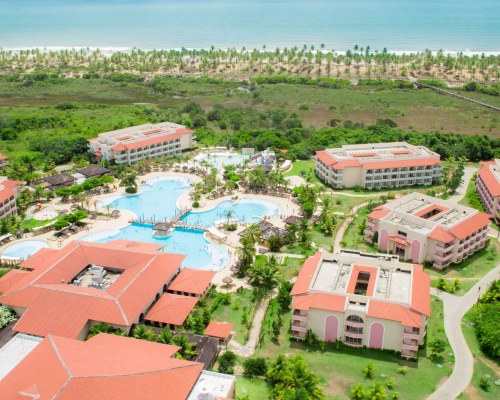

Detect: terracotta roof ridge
[30, 244, 81, 286]
[30, 284, 113, 299]
[66, 361, 202, 379]
[115, 254, 159, 299]
[4, 245, 81, 298]
[48, 335, 73, 379]
[114, 298, 130, 326]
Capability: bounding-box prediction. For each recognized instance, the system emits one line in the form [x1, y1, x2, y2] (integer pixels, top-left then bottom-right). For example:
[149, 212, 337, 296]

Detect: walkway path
[427, 265, 500, 400]
[333, 202, 369, 251]
[228, 296, 272, 357]
[447, 166, 476, 203]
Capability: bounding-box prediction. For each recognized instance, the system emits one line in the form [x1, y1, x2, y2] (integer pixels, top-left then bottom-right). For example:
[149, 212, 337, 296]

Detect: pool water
[100, 177, 191, 220]
[81, 225, 227, 271]
[194, 152, 251, 170]
[88, 176, 281, 270]
[2, 240, 49, 259]
[183, 198, 279, 227]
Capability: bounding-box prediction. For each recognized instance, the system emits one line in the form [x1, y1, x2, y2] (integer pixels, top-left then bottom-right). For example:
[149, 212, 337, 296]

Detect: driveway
[447, 166, 476, 203]
[427, 265, 500, 400]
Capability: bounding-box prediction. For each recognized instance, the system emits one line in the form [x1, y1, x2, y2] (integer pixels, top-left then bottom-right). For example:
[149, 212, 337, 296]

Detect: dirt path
[228, 296, 271, 357]
[333, 202, 370, 251]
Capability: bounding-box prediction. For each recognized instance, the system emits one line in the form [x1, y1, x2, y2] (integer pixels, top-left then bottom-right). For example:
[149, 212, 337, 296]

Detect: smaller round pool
[2, 240, 49, 259]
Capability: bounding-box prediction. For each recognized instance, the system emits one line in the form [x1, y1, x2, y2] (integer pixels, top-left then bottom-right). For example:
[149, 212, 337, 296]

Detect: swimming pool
[1, 240, 49, 259]
[81, 225, 228, 271]
[89, 175, 281, 270]
[194, 152, 251, 170]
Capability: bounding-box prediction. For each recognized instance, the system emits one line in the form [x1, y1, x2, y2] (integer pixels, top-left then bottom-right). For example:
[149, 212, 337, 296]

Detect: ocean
[0, 0, 499, 52]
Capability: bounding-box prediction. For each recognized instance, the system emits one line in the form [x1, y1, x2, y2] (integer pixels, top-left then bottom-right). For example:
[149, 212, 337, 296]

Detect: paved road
[447, 166, 476, 203]
[427, 265, 500, 400]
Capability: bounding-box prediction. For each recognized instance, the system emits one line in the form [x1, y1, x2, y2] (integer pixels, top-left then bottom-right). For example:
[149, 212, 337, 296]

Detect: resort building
[0, 333, 235, 400]
[0, 240, 213, 340]
[476, 160, 500, 222]
[0, 177, 23, 219]
[315, 142, 442, 189]
[290, 250, 430, 359]
[365, 193, 491, 269]
[88, 122, 194, 165]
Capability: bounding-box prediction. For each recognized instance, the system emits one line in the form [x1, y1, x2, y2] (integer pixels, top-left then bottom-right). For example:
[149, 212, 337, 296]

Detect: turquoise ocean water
[0, 0, 499, 52]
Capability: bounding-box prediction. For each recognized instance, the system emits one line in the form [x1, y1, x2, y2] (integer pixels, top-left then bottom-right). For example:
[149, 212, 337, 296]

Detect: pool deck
[0, 171, 301, 290]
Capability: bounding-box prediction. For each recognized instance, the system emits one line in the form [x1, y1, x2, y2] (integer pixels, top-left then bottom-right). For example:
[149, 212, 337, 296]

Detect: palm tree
[156, 327, 173, 344]
[244, 223, 262, 244]
[235, 237, 256, 268]
[171, 334, 199, 360]
[248, 256, 279, 292]
[132, 324, 156, 341]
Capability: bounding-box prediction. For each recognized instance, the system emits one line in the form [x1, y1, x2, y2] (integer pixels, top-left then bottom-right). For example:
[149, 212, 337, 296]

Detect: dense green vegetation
[469, 281, 500, 360]
[0, 76, 498, 184]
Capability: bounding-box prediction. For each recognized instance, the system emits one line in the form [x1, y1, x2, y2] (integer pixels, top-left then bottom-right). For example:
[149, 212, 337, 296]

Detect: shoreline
[2, 46, 500, 57]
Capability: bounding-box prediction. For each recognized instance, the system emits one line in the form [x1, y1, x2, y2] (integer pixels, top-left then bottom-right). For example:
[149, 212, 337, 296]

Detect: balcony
[344, 330, 364, 340]
[292, 314, 307, 323]
[291, 325, 307, 333]
[403, 332, 420, 341]
[402, 343, 419, 352]
[292, 330, 306, 339]
[434, 252, 453, 262]
[345, 320, 364, 329]
[435, 243, 454, 253]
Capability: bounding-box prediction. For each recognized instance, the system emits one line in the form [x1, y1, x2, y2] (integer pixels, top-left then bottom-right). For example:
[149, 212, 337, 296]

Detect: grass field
[210, 288, 255, 345]
[461, 310, 499, 399]
[246, 296, 451, 400]
[20, 217, 57, 230]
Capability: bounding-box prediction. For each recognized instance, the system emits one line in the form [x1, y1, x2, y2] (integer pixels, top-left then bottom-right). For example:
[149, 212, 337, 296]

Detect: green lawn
[461, 309, 499, 399]
[21, 217, 58, 230]
[0, 268, 11, 278]
[280, 257, 304, 281]
[342, 207, 377, 254]
[310, 225, 333, 250]
[249, 296, 451, 400]
[236, 376, 272, 399]
[210, 288, 255, 345]
[283, 160, 322, 185]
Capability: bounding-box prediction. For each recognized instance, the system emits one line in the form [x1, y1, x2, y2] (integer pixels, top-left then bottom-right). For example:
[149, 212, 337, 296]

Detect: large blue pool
[84, 176, 280, 270]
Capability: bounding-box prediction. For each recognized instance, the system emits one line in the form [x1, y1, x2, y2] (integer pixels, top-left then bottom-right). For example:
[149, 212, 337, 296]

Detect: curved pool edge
[0, 239, 50, 261]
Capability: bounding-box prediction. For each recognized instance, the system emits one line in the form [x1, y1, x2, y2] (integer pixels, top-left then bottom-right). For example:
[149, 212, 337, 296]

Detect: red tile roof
[413, 204, 449, 218]
[410, 264, 431, 316]
[315, 150, 336, 166]
[368, 300, 423, 328]
[332, 159, 362, 170]
[388, 236, 410, 246]
[352, 152, 378, 157]
[293, 292, 346, 312]
[0, 333, 203, 400]
[478, 164, 500, 197]
[290, 252, 322, 296]
[0, 240, 184, 338]
[110, 129, 192, 151]
[367, 209, 391, 221]
[448, 212, 491, 240]
[427, 226, 455, 243]
[168, 268, 215, 296]
[144, 293, 198, 326]
[362, 157, 440, 170]
[0, 179, 22, 202]
[346, 265, 378, 296]
[93, 151, 102, 157]
[204, 321, 234, 339]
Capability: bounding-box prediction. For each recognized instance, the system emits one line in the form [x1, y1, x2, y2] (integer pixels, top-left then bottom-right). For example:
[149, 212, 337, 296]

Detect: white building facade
[316, 142, 442, 189]
[88, 122, 194, 165]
